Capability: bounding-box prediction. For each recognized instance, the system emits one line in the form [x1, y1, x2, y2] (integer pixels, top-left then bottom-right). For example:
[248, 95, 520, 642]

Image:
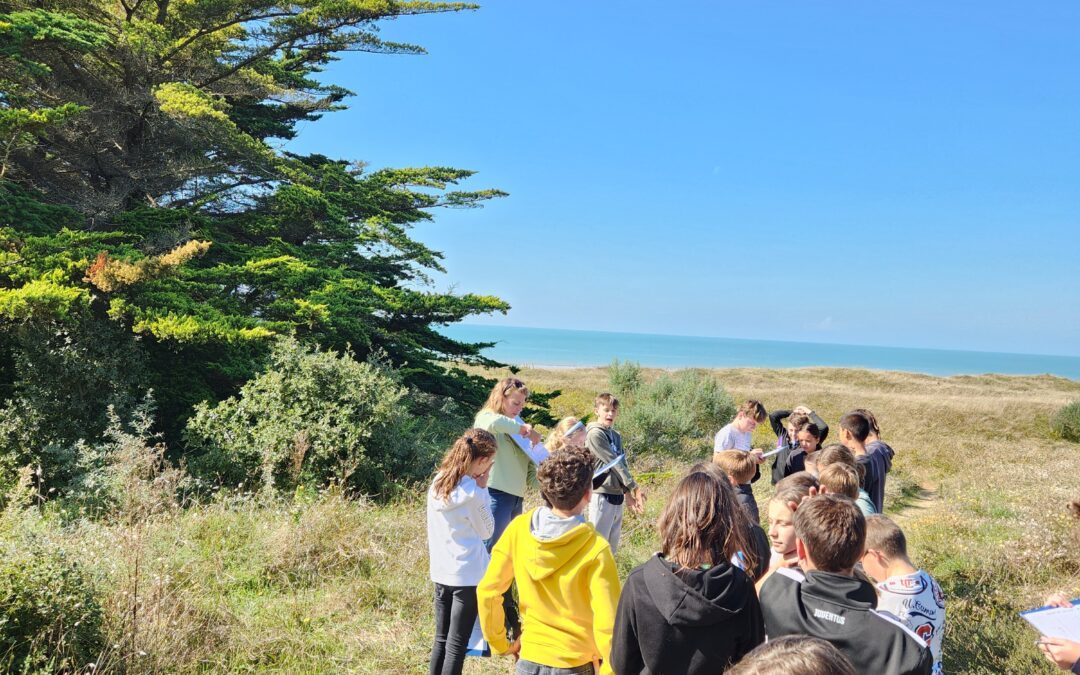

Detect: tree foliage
[0, 1, 519, 488]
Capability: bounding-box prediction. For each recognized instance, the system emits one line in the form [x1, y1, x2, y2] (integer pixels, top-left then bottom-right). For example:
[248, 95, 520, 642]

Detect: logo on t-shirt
[882, 574, 928, 595]
[813, 608, 846, 625]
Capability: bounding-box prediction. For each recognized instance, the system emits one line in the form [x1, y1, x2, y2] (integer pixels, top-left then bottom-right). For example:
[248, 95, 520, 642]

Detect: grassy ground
[18, 367, 1080, 673]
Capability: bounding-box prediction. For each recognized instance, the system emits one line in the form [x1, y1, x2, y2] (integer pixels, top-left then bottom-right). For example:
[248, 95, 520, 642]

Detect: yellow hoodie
[478, 508, 620, 675]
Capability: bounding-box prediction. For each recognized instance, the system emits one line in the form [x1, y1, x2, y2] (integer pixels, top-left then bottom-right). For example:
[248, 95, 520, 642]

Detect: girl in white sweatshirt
[427, 428, 497, 675]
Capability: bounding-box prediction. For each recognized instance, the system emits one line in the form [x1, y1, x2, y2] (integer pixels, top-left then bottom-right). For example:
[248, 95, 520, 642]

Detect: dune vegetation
[3, 365, 1076, 673]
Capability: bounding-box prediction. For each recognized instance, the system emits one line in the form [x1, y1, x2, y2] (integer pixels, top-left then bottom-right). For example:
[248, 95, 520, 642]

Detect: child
[586, 393, 644, 554]
[714, 400, 768, 482]
[816, 444, 876, 515]
[779, 421, 823, 480]
[862, 515, 945, 674]
[713, 449, 761, 524]
[612, 469, 765, 675]
[692, 462, 770, 581]
[758, 495, 932, 675]
[756, 480, 818, 591]
[546, 416, 587, 453]
[474, 377, 547, 639]
[478, 446, 621, 675]
[768, 405, 829, 484]
[839, 412, 890, 513]
[426, 429, 498, 675]
[854, 407, 896, 461]
[818, 463, 876, 516]
[727, 635, 857, 675]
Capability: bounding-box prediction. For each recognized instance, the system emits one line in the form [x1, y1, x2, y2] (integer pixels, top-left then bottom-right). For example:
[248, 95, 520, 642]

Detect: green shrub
[0, 475, 104, 672]
[607, 359, 643, 398]
[70, 397, 190, 523]
[614, 368, 735, 456]
[185, 338, 419, 495]
[1050, 400, 1080, 442]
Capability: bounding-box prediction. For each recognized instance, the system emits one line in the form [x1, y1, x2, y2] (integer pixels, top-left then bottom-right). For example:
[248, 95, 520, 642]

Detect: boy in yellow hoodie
[478, 446, 621, 675]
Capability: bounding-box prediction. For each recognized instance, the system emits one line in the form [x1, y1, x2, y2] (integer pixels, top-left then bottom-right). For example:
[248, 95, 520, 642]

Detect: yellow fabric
[474, 409, 531, 497]
[478, 509, 620, 675]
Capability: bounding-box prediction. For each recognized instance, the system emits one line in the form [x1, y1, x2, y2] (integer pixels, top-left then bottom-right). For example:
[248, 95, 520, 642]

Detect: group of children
[427, 379, 944, 674]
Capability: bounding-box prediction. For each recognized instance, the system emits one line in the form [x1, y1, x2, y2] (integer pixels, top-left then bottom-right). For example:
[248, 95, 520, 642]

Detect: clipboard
[1021, 598, 1080, 642]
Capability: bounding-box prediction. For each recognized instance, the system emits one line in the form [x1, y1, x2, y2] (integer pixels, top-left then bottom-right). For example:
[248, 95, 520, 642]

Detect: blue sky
[287, 1, 1080, 357]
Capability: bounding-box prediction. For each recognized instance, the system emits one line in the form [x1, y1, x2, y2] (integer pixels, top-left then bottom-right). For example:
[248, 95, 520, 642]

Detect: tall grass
[1, 367, 1076, 673]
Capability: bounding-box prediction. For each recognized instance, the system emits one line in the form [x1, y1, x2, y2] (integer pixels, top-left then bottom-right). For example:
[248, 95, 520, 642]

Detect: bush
[70, 397, 190, 523]
[607, 359, 643, 398]
[0, 473, 104, 672]
[185, 338, 421, 495]
[613, 368, 735, 456]
[1050, 400, 1080, 442]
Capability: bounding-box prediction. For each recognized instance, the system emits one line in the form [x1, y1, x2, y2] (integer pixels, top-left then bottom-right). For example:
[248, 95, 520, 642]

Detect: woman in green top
[474, 377, 545, 549]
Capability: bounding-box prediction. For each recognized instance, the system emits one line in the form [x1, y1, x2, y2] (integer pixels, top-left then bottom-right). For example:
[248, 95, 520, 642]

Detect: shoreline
[489, 362, 1080, 382]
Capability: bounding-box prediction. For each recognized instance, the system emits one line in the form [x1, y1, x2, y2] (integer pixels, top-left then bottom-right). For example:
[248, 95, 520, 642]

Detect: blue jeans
[486, 488, 524, 551]
[486, 488, 524, 639]
[516, 659, 595, 675]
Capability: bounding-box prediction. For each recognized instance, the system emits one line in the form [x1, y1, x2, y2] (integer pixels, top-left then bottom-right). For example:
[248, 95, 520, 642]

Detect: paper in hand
[1021, 599, 1080, 642]
[592, 455, 624, 489]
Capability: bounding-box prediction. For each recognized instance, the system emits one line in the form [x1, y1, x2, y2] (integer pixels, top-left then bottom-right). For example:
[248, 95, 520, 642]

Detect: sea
[439, 324, 1080, 380]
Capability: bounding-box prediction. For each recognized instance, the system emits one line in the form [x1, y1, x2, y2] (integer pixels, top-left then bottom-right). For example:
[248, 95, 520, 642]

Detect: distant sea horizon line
[439, 324, 1080, 380]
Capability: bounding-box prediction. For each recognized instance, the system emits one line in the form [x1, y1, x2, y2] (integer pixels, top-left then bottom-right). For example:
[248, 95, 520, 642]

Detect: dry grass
[17, 367, 1080, 673]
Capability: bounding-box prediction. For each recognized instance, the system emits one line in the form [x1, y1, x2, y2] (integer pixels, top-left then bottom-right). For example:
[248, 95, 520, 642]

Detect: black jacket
[760, 567, 932, 675]
[612, 555, 764, 675]
[735, 483, 760, 525]
[768, 409, 829, 484]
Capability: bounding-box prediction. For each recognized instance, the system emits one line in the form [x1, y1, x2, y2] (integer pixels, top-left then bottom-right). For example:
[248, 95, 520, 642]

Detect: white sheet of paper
[465, 615, 489, 657]
[594, 455, 623, 479]
[1021, 600, 1080, 642]
[761, 447, 784, 458]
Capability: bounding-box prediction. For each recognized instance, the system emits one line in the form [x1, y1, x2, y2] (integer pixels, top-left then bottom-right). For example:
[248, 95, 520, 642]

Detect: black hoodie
[611, 554, 764, 675]
[760, 567, 932, 675]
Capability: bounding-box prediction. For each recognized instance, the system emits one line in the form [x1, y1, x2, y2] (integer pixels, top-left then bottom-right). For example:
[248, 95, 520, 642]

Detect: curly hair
[537, 446, 593, 510]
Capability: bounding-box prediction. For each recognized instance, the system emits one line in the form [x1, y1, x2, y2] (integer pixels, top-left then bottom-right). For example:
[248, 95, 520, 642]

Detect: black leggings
[430, 583, 478, 675]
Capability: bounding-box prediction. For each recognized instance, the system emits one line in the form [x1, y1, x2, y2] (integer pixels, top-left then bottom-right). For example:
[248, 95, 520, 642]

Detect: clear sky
[286, 1, 1080, 357]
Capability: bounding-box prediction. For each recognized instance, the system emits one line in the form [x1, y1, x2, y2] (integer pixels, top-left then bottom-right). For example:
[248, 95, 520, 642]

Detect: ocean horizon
[440, 324, 1080, 380]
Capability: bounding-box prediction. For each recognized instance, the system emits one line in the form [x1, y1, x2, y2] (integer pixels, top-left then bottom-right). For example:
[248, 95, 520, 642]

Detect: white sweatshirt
[427, 474, 495, 587]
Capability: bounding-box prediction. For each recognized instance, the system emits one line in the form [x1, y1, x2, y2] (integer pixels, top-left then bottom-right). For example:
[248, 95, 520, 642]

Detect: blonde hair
[432, 429, 497, 501]
[712, 450, 757, 484]
[546, 416, 583, 452]
[481, 377, 528, 415]
[818, 463, 860, 500]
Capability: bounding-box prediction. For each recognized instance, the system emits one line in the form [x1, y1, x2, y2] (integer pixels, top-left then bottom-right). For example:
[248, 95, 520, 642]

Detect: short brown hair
[775, 471, 819, 494]
[737, 399, 767, 423]
[818, 463, 860, 500]
[594, 392, 620, 410]
[793, 494, 866, 572]
[839, 413, 870, 443]
[816, 443, 865, 483]
[727, 635, 857, 675]
[712, 450, 756, 484]
[865, 515, 908, 559]
[537, 446, 593, 510]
